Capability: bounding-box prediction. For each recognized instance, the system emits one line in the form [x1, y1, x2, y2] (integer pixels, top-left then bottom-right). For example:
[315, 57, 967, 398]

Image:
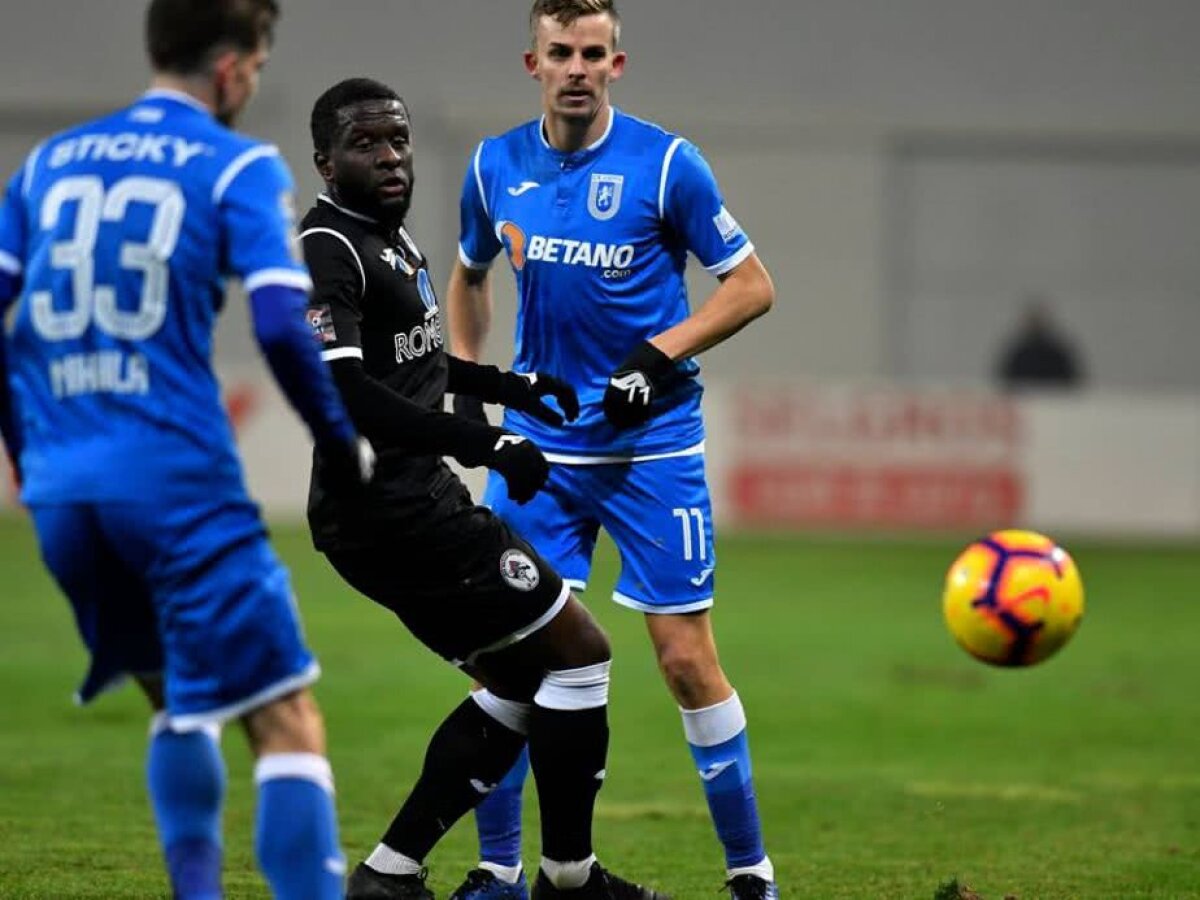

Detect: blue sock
[682, 692, 768, 871]
[254, 753, 344, 900]
[476, 744, 529, 868]
[146, 716, 225, 900]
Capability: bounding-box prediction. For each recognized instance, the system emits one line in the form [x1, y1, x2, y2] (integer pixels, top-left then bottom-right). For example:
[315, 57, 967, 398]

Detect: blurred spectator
[995, 296, 1085, 391]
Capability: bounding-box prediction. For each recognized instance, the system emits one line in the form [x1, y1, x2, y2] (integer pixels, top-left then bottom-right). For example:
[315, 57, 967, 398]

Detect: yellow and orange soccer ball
[943, 530, 1084, 667]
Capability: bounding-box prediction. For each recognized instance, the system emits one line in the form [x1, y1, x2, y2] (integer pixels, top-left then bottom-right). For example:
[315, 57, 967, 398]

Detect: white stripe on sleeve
[321, 347, 364, 362]
[301, 227, 366, 299]
[244, 267, 312, 294]
[212, 144, 280, 204]
[472, 141, 489, 218]
[658, 137, 685, 220]
[705, 241, 755, 278]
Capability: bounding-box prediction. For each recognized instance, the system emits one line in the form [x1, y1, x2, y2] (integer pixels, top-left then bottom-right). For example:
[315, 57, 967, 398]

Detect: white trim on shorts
[457, 581, 571, 667]
[612, 590, 713, 615]
[543, 441, 706, 466]
[564, 578, 587, 593]
[168, 661, 321, 732]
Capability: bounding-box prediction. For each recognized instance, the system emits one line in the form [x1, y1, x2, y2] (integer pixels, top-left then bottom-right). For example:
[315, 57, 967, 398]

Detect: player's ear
[210, 48, 239, 91]
[313, 150, 332, 181]
[610, 50, 627, 81]
[524, 50, 540, 79]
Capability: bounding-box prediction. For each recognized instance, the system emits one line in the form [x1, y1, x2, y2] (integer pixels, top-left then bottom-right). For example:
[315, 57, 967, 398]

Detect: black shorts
[324, 505, 567, 665]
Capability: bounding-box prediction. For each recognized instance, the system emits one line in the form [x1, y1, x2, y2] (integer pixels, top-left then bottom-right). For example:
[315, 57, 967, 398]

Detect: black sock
[382, 697, 526, 861]
[528, 703, 609, 863]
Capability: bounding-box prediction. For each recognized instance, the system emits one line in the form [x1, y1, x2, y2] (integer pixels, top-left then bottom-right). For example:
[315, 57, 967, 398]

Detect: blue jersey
[0, 90, 311, 504]
[458, 108, 753, 459]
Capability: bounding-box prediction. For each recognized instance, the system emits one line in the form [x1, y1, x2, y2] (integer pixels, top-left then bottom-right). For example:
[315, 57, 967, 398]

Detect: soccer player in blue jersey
[0, 2, 372, 898]
[447, 2, 778, 898]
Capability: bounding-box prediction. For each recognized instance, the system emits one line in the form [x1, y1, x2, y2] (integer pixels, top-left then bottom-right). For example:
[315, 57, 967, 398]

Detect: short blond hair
[529, 0, 621, 48]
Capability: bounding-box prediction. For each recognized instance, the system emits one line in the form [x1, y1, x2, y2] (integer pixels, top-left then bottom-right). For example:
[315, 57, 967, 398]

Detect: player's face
[213, 40, 270, 127]
[525, 14, 625, 127]
[320, 100, 414, 224]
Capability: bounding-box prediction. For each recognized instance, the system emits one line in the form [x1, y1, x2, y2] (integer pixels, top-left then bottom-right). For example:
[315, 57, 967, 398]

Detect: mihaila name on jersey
[50, 350, 150, 398]
[499, 221, 634, 280]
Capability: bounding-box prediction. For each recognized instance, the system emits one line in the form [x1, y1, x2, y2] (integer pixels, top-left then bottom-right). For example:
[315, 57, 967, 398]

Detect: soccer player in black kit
[300, 78, 670, 900]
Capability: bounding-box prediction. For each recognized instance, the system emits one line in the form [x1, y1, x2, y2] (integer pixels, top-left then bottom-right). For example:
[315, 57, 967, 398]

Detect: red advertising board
[726, 385, 1023, 529]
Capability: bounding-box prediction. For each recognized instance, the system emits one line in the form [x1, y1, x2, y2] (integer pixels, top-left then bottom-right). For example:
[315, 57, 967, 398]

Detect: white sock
[728, 855, 774, 882]
[540, 854, 597, 889]
[365, 843, 422, 875]
[479, 861, 523, 884]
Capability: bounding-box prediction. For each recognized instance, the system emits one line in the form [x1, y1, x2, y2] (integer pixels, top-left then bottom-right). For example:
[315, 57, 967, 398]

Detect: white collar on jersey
[317, 194, 421, 260]
[539, 105, 615, 154]
[318, 192, 378, 224]
[140, 88, 211, 115]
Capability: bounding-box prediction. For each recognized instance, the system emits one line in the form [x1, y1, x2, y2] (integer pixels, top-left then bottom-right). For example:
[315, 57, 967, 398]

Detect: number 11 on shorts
[672, 507, 706, 561]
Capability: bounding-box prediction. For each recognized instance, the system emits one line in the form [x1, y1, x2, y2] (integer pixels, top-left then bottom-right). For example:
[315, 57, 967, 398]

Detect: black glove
[319, 435, 376, 493]
[453, 391, 489, 425]
[465, 428, 548, 505]
[496, 371, 580, 427]
[602, 341, 679, 430]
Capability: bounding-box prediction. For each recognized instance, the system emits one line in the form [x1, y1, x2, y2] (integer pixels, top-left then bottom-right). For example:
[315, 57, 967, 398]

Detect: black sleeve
[301, 228, 502, 465]
[301, 228, 365, 359]
[445, 355, 506, 401]
[328, 357, 500, 466]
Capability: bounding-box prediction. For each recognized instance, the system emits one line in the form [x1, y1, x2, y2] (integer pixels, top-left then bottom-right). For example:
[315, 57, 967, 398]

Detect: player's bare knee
[656, 644, 721, 706]
[539, 595, 611, 668]
[242, 688, 325, 757]
[570, 610, 611, 666]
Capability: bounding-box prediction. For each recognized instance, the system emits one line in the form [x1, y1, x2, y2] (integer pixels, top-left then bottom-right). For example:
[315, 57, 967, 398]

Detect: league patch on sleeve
[307, 304, 336, 343]
[712, 206, 744, 244]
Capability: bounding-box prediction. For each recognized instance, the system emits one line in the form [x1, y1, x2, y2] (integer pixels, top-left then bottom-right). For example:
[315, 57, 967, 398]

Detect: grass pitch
[0, 513, 1197, 899]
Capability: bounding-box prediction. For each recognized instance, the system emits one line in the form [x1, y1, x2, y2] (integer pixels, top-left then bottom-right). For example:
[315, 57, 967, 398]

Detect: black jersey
[301, 194, 468, 549]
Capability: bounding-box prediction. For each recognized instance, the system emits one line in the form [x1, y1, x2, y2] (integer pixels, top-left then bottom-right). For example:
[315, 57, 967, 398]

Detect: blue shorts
[483, 452, 715, 613]
[31, 498, 317, 730]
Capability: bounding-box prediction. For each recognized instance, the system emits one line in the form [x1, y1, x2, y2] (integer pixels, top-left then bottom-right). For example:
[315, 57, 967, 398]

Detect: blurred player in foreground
[446, 2, 777, 898]
[299, 77, 669, 900]
[0, 2, 373, 897]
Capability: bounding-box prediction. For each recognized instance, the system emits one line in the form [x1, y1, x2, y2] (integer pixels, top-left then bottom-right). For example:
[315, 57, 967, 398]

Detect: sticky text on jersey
[48, 134, 214, 169]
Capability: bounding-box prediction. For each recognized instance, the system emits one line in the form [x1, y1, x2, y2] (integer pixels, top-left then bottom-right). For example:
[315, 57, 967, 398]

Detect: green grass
[0, 514, 1198, 899]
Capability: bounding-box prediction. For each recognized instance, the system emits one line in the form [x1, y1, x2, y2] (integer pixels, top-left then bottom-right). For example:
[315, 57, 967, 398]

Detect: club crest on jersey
[499, 549, 540, 592]
[587, 173, 624, 221]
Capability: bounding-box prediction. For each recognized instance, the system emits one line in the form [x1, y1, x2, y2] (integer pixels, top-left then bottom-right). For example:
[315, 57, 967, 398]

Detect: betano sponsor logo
[497, 221, 634, 279]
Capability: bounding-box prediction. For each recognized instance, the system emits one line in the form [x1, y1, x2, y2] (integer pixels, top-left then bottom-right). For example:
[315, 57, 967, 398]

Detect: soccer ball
[942, 529, 1084, 667]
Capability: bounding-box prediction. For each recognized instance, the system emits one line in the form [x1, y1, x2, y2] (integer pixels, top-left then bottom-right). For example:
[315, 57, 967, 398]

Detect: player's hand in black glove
[484, 430, 549, 504]
[602, 341, 679, 430]
[319, 435, 376, 493]
[453, 391, 489, 425]
[497, 371, 580, 427]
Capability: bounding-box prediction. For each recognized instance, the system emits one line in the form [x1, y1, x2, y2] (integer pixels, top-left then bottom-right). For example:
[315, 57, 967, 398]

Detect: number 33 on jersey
[0, 89, 310, 504]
